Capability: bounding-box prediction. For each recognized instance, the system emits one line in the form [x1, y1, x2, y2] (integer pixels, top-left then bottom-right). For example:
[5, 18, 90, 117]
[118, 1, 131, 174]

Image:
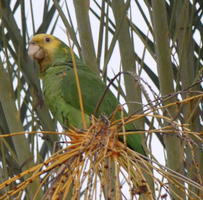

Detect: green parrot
[28, 34, 145, 155]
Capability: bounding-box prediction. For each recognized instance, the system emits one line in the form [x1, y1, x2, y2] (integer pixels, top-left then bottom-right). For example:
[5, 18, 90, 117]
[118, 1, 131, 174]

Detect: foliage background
[0, 0, 202, 199]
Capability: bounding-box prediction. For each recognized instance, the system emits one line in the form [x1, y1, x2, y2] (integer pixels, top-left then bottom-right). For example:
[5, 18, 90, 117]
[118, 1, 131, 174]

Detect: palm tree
[0, 0, 202, 199]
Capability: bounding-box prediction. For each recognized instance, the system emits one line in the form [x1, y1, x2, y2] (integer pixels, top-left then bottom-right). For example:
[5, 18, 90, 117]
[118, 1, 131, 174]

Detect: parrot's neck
[39, 53, 69, 76]
[38, 43, 71, 75]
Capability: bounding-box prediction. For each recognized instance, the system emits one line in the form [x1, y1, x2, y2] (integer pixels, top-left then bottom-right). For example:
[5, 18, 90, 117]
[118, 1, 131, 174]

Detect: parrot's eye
[45, 37, 51, 43]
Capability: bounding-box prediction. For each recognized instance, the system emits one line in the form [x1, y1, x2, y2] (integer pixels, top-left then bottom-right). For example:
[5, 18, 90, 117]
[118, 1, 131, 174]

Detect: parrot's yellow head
[28, 34, 69, 74]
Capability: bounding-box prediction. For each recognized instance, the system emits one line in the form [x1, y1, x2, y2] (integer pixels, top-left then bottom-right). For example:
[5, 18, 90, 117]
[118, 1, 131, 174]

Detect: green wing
[61, 63, 118, 117]
[60, 63, 145, 155]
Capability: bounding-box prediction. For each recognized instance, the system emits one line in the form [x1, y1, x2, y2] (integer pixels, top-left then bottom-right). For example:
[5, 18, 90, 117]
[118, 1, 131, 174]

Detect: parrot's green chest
[42, 66, 89, 128]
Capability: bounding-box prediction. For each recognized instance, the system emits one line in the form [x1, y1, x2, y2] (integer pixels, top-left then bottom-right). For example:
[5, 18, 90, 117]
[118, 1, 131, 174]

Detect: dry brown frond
[0, 94, 202, 199]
